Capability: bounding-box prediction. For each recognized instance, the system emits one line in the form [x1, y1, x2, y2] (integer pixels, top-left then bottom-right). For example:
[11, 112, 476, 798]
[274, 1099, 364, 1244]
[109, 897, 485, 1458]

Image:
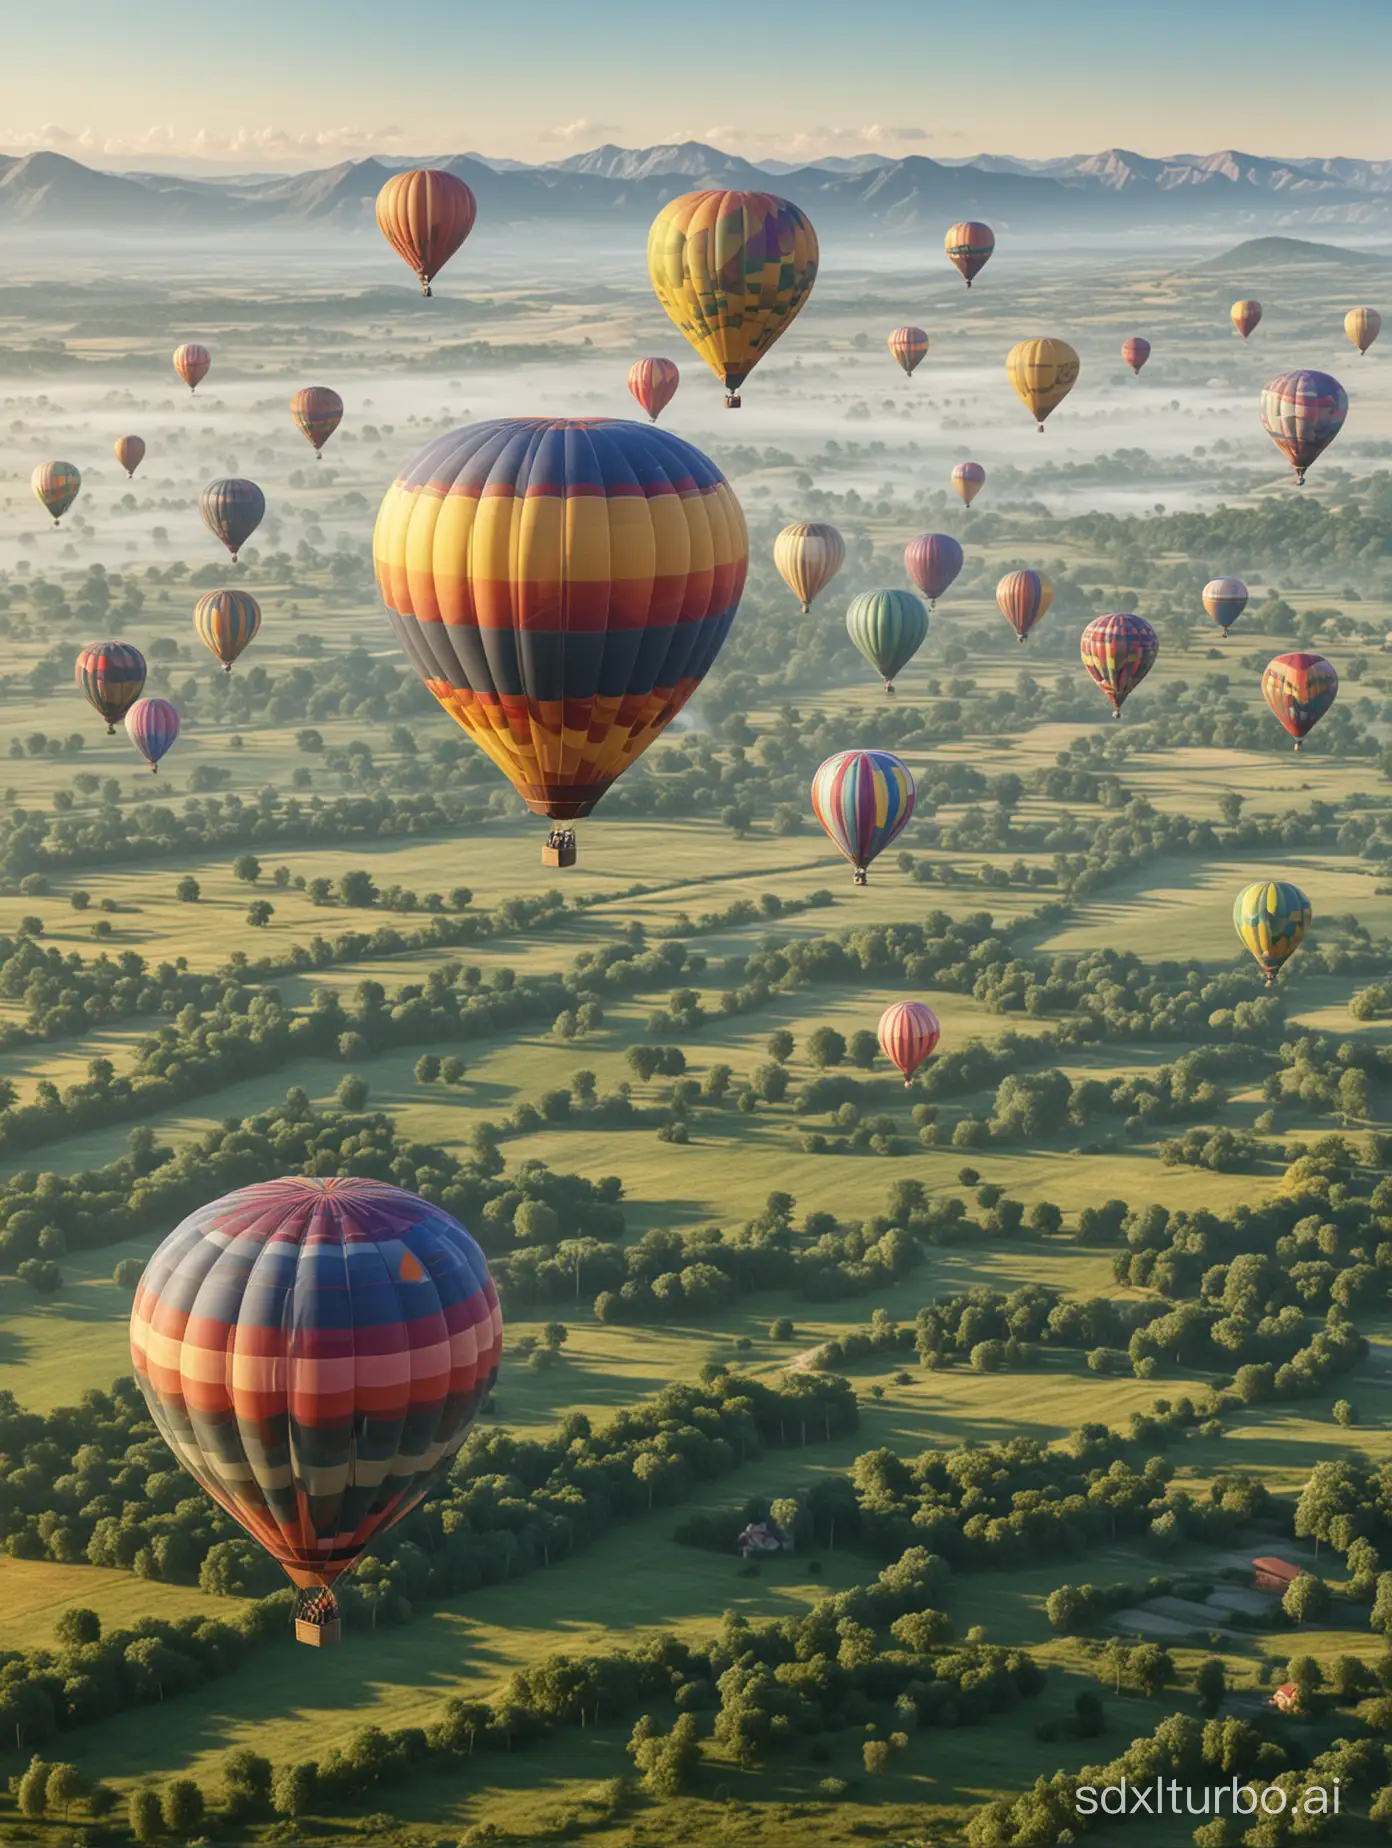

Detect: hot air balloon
[1262, 652, 1338, 751]
[945, 221, 994, 287]
[1080, 613, 1158, 717]
[1203, 578, 1248, 633]
[810, 749, 915, 886]
[32, 462, 80, 526]
[173, 343, 210, 392]
[76, 642, 146, 734]
[195, 589, 261, 673]
[774, 521, 845, 613]
[996, 569, 1053, 644]
[1007, 338, 1079, 432]
[647, 190, 819, 407]
[291, 386, 343, 458]
[130, 1175, 502, 1647]
[1259, 371, 1348, 485]
[201, 478, 265, 562]
[375, 418, 747, 861]
[888, 327, 929, 377]
[125, 697, 179, 773]
[845, 589, 929, 694]
[114, 436, 146, 479]
[1233, 880, 1312, 987]
[1231, 301, 1262, 341]
[1345, 307, 1381, 356]
[1122, 336, 1151, 375]
[878, 1000, 941, 1085]
[904, 533, 963, 610]
[376, 170, 477, 296]
[952, 461, 985, 508]
[627, 357, 680, 422]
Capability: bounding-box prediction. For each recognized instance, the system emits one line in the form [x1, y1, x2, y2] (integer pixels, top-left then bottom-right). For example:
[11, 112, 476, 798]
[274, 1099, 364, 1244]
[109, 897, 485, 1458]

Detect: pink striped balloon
[627, 357, 680, 422]
[878, 1001, 941, 1085]
[125, 697, 180, 773]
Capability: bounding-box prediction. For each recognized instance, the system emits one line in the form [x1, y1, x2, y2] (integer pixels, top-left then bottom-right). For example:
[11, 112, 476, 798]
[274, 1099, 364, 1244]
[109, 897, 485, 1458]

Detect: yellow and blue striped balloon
[194, 589, 261, 672]
[810, 748, 915, 885]
[1233, 880, 1311, 985]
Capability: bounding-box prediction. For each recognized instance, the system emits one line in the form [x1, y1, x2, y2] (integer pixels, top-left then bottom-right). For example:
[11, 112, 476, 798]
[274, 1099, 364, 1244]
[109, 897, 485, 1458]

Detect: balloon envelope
[375, 417, 747, 821]
[32, 461, 80, 525]
[996, 570, 1053, 644]
[1081, 613, 1158, 716]
[195, 589, 261, 672]
[774, 521, 844, 613]
[627, 357, 680, 422]
[376, 170, 477, 295]
[291, 386, 344, 456]
[201, 478, 266, 561]
[1233, 880, 1311, 985]
[130, 1176, 502, 1596]
[945, 221, 994, 286]
[845, 589, 929, 690]
[76, 641, 146, 733]
[646, 190, 818, 405]
[903, 533, 963, 608]
[114, 435, 146, 478]
[1345, 307, 1381, 355]
[1203, 578, 1248, 632]
[810, 749, 915, 883]
[888, 327, 929, 376]
[173, 343, 210, 391]
[1262, 651, 1338, 749]
[125, 697, 179, 772]
[1231, 300, 1262, 340]
[951, 461, 985, 506]
[1259, 371, 1348, 484]
[1006, 338, 1079, 430]
[1122, 336, 1151, 375]
[878, 1001, 941, 1084]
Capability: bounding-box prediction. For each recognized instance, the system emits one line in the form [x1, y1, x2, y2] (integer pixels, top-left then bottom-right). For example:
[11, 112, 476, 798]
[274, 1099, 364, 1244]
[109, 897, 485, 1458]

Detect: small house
[737, 1521, 790, 1558]
[1253, 1557, 1301, 1593]
[1271, 1683, 1301, 1715]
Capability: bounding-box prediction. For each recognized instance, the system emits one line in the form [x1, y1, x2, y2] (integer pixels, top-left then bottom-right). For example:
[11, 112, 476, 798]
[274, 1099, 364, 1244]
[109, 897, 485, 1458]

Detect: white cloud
[0, 121, 416, 170]
[540, 120, 621, 144]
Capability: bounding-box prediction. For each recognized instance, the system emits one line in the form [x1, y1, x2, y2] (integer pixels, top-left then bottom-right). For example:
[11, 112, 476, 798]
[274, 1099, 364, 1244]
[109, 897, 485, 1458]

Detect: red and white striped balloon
[878, 1001, 941, 1084]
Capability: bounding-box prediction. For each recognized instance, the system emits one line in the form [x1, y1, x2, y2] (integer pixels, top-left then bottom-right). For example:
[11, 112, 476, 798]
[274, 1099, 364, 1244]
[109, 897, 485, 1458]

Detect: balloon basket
[853, 870, 868, 887]
[542, 829, 577, 869]
[294, 1588, 341, 1648]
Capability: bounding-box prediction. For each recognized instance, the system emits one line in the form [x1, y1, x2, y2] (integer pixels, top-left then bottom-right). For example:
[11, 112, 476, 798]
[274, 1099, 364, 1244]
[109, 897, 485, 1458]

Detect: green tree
[128, 1788, 162, 1843]
[806, 1027, 846, 1069]
[55, 1606, 101, 1647]
[863, 1738, 892, 1775]
[246, 899, 274, 927]
[1283, 1573, 1331, 1628]
[336, 1073, 369, 1111]
[849, 1030, 879, 1070]
[161, 1779, 204, 1834]
[45, 1764, 85, 1820]
[766, 1029, 795, 1063]
[415, 1054, 441, 1084]
[271, 1763, 316, 1818]
[232, 853, 261, 884]
[17, 1757, 51, 1818]
[1195, 1657, 1227, 1717]
[175, 875, 199, 902]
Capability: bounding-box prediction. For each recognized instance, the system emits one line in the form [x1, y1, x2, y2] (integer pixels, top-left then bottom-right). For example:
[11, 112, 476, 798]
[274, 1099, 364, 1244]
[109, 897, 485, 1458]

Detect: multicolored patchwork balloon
[1233, 880, 1312, 985]
[32, 461, 80, 526]
[888, 326, 929, 377]
[125, 697, 179, 773]
[76, 641, 146, 734]
[627, 357, 680, 422]
[194, 589, 261, 672]
[1262, 651, 1338, 750]
[1080, 613, 1158, 717]
[774, 521, 844, 614]
[997, 570, 1053, 645]
[945, 221, 994, 287]
[878, 1001, 941, 1085]
[1259, 371, 1348, 485]
[845, 589, 929, 693]
[904, 533, 963, 609]
[130, 1176, 502, 1643]
[291, 386, 344, 458]
[810, 748, 915, 885]
[1203, 578, 1248, 633]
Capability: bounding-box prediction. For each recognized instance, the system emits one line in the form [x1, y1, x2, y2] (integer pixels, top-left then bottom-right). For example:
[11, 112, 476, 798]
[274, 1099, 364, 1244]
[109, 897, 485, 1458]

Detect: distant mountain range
[5, 141, 1392, 232]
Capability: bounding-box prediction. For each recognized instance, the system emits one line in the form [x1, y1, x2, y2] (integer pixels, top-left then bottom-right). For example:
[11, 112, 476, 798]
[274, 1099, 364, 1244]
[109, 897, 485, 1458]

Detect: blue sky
[4, 0, 1390, 170]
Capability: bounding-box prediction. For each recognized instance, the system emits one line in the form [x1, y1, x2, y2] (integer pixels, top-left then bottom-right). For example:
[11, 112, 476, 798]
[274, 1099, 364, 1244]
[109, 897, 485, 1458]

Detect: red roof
[1253, 1557, 1301, 1582]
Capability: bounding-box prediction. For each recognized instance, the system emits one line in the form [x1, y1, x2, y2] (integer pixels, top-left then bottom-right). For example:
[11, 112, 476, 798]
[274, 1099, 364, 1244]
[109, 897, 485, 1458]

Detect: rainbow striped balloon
[1233, 880, 1311, 986]
[130, 1177, 501, 1630]
[878, 1001, 942, 1084]
[76, 641, 146, 733]
[195, 589, 262, 672]
[124, 696, 179, 773]
[1080, 613, 1158, 717]
[1259, 371, 1347, 485]
[996, 570, 1053, 644]
[810, 749, 915, 885]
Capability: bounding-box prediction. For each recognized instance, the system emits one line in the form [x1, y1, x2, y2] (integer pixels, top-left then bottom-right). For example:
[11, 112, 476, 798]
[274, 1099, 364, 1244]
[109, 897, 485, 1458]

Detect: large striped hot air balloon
[647, 190, 819, 407]
[774, 521, 844, 614]
[173, 343, 210, 392]
[1203, 578, 1248, 634]
[114, 435, 146, 479]
[810, 749, 915, 886]
[1231, 300, 1262, 341]
[1006, 338, 1079, 432]
[996, 570, 1053, 645]
[1122, 337, 1151, 375]
[76, 642, 146, 734]
[201, 478, 265, 562]
[194, 589, 261, 672]
[32, 461, 80, 526]
[125, 697, 179, 773]
[1233, 880, 1312, 986]
[904, 533, 963, 609]
[130, 1176, 502, 1647]
[952, 461, 985, 508]
[1080, 613, 1158, 717]
[627, 357, 680, 423]
[1259, 371, 1348, 485]
[375, 418, 747, 858]
[945, 221, 994, 287]
[1345, 307, 1381, 357]
[845, 589, 929, 694]
[291, 386, 344, 458]
[878, 1001, 941, 1085]
[888, 326, 929, 377]
[1262, 652, 1338, 751]
[376, 170, 477, 296]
